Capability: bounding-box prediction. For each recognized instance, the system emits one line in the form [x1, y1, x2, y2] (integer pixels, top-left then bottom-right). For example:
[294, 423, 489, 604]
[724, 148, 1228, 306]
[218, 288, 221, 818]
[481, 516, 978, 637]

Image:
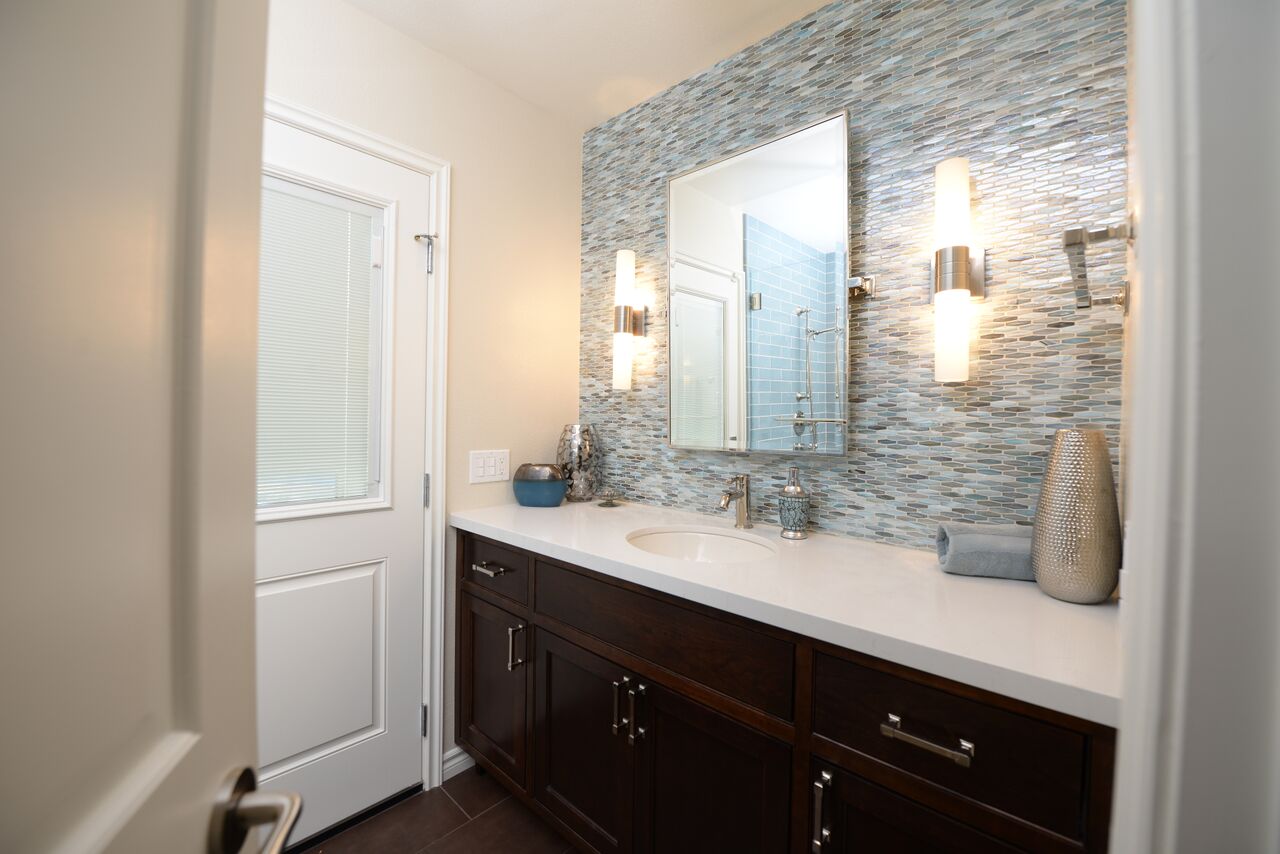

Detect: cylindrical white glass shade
[612, 250, 637, 391]
[614, 249, 636, 306]
[612, 332, 633, 391]
[934, 287, 971, 383]
[934, 157, 971, 251]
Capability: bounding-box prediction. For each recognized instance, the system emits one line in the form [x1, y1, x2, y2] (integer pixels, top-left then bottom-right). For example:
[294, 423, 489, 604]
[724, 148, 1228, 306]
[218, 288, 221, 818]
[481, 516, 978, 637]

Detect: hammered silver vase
[1031, 428, 1121, 604]
[556, 424, 601, 502]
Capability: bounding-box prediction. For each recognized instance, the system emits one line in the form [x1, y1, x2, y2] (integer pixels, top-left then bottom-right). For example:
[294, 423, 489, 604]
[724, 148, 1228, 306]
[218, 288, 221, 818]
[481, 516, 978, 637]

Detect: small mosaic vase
[779, 467, 810, 540]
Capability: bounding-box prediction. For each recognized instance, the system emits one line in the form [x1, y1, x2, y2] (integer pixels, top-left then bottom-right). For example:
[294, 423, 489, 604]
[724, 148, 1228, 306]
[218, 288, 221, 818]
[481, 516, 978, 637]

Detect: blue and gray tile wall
[579, 0, 1127, 547]
[744, 215, 844, 453]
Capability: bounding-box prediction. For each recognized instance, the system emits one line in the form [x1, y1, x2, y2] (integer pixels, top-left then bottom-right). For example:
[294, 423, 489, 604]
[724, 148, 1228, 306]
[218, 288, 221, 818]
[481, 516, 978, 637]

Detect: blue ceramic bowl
[512, 463, 567, 507]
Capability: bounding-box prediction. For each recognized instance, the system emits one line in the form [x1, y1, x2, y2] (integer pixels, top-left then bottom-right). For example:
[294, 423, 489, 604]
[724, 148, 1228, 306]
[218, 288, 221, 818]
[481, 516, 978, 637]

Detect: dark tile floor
[296, 769, 572, 854]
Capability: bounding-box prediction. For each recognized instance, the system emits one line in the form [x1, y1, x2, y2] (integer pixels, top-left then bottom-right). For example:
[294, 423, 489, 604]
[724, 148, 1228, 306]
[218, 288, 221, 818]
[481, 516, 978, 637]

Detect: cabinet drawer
[463, 534, 529, 605]
[535, 561, 794, 720]
[813, 652, 1087, 841]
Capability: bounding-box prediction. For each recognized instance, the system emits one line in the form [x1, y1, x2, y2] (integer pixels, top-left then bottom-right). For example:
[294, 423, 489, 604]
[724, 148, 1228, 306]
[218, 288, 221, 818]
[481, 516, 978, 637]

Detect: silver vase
[1031, 428, 1121, 604]
[556, 424, 601, 502]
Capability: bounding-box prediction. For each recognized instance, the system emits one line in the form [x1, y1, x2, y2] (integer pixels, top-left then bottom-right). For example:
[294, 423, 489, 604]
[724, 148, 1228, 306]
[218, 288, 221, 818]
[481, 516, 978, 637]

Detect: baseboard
[442, 745, 475, 781]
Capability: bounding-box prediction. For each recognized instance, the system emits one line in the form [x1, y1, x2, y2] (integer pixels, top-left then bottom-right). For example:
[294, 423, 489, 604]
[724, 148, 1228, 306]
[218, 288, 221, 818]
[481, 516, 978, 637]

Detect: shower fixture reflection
[786, 305, 846, 452]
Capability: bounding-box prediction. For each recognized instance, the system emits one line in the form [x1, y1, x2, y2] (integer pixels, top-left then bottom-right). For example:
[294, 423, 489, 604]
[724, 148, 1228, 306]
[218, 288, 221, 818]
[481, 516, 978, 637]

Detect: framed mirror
[667, 114, 850, 455]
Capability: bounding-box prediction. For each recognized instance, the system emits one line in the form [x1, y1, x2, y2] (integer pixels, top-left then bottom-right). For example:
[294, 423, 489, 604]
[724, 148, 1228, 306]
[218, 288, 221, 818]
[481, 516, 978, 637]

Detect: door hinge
[422, 704, 429, 738]
[423, 473, 430, 508]
[413, 233, 435, 274]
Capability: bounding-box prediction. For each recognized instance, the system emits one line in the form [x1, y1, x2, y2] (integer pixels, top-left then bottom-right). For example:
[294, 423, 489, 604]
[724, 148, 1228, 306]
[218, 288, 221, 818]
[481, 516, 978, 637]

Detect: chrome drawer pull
[879, 713, 975, 767]
[472, 560, 508, 578]
[627, 683, 646, 746]
[611, 676, 630, 735]
[811, 769, 832, 852]
[506, 624, 526, 671]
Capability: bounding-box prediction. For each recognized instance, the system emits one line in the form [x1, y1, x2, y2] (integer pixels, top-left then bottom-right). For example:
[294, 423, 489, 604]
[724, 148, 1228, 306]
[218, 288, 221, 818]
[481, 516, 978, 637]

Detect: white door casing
[255, 104, 451, 842]
[670, 256, 745, 449]
[0, 1, 269, 852]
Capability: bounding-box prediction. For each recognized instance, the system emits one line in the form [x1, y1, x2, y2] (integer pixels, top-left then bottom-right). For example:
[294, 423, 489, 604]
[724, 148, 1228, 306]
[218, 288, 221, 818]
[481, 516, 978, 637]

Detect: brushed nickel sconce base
[932, 245, 985, 300]
[613, 305, 648, 336]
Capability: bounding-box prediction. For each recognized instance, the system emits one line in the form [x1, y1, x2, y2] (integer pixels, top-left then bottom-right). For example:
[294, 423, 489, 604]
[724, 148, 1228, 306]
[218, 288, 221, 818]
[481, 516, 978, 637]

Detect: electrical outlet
[469, 450, 510, 484]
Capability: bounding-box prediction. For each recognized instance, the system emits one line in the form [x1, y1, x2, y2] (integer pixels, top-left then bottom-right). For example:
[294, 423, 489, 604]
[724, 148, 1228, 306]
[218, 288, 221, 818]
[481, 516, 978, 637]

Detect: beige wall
[266, 0, 581, 759]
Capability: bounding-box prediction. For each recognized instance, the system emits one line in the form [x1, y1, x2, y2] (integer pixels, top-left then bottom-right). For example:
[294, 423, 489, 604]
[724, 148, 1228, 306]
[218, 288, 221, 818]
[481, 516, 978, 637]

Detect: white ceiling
[344, 0, 833, 131]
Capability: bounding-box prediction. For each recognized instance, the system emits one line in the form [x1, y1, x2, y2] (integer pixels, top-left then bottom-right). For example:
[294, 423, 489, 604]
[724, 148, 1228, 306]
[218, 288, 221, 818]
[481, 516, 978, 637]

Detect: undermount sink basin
[626, 525, 778, 563]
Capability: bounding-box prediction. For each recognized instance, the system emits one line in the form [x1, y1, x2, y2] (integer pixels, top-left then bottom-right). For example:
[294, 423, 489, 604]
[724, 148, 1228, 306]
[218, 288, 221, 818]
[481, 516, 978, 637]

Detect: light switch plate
[469, 449, 510, 484]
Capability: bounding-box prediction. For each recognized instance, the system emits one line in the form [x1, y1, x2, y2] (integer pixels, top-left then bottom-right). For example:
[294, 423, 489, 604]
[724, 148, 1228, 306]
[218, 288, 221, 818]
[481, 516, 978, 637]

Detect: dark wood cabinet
[813, 652, 1087, 840]
[533, 629, 635, 854]
[463, 533, 531, 605]
[455, 531, 1116, 854]
[634, 680, 791, 854]
[458, 592, 528, 789]
[811, 761, 1023, 853]
[536, 560, 795, 720]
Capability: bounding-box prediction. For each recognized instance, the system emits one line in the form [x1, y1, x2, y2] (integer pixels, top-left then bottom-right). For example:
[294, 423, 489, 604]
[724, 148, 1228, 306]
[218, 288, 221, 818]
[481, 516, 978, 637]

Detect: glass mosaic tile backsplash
[578, 0, 1127, 547]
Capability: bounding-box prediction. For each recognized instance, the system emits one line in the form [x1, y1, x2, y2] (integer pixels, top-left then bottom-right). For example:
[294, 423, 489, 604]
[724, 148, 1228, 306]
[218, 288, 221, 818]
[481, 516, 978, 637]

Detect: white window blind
[256, 176, 385, 512]
[670, 290, 725, 448]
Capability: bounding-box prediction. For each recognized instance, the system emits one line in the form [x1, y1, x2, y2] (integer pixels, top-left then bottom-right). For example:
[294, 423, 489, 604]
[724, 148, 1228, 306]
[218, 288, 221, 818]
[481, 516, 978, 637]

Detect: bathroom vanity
[451, 502, 1118, 853]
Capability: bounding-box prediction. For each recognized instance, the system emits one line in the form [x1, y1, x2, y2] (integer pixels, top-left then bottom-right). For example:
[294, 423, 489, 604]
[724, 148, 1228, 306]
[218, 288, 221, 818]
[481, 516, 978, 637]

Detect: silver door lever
[209, 767, 302, 854]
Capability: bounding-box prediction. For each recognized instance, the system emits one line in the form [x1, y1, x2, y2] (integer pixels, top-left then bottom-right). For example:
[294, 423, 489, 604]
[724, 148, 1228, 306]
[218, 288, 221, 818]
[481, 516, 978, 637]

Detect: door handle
[209, 767, 302, 854]
[611, 676, 631, 734]
[626, 683, 646, 746]
[811, 769, 832, 853]
[879, 713, 975, 767]
[471, 560, 508, 578]
[506, 624, 526, 671]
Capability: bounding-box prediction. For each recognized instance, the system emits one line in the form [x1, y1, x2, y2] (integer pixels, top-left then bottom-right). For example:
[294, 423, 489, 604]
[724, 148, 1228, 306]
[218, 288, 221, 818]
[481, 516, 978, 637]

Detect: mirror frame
[664, 110, 851, 455]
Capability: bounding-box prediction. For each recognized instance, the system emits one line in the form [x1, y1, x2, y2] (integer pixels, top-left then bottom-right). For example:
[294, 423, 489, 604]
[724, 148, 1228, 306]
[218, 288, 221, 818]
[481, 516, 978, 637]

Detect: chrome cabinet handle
[611, 676, 631, 734]
[811, 769, 832, 853]
[879, 713, 975, 767]
[472, 561, 508, 578]
[627, 683, 646, 746]
[506, 624, 526, 671]
[209, 767, 302, 854]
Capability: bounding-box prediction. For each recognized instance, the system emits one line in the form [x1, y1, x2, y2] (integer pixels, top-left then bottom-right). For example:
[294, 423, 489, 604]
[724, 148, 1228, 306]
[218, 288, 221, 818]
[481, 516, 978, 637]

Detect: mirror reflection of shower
[791, 305, 845, 451]
[667, 114, 850, 455]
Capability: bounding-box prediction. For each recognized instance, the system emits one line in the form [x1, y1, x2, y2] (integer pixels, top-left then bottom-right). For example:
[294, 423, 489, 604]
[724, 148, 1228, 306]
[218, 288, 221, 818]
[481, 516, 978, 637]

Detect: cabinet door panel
[534, 629, 635, 854]
[635, 681, 790, 854]
[459, 593, 528, 788]
[813, 762, 1022, 854]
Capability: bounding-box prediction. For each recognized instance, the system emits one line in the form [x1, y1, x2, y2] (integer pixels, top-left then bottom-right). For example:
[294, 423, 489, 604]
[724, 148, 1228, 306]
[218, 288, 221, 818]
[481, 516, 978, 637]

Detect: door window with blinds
[257, 174, 388, 518]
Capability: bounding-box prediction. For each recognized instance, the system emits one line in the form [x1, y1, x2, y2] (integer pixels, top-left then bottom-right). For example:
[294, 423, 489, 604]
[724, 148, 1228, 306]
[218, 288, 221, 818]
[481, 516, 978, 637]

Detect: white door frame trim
[1118, 1, 1280, 850]
[263, 96, 452, 790]
[1111, 0, 1193, 845]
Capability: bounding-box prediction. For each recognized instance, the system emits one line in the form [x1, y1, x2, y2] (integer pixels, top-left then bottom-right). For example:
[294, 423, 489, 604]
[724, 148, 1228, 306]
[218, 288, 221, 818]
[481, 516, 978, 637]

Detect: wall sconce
[611, 249, 647, 391]
[932, 157, 984, 383]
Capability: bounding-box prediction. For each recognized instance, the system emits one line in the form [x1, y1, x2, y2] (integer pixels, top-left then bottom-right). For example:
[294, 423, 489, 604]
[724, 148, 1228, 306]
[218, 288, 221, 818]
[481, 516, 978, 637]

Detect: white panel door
[0, 1, 272, 852]
[256, 117, 433, 842]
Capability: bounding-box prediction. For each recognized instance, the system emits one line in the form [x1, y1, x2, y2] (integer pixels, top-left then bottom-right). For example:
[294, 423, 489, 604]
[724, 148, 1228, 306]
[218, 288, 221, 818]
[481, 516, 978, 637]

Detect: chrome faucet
[718, 474, 753, 529]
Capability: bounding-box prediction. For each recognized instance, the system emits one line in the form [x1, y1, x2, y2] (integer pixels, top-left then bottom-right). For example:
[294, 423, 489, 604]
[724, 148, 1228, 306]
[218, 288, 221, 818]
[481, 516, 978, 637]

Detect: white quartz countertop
[449, 501, 1121, 726]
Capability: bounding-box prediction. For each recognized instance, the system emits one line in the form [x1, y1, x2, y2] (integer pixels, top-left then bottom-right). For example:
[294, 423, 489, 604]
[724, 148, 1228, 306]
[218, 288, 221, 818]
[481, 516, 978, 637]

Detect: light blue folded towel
[936, 522, 1034, 581]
